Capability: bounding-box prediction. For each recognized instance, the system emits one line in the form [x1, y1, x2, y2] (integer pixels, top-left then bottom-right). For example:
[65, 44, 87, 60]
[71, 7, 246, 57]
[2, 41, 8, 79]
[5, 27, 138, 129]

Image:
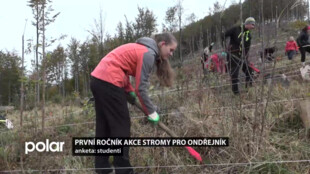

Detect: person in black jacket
[297, 25, 310, 67]
[222, 17, 255, 95]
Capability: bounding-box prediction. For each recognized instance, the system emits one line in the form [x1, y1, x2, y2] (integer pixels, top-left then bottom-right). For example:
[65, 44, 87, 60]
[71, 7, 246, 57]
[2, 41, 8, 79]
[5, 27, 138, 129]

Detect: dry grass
[1, 54, 310, 173]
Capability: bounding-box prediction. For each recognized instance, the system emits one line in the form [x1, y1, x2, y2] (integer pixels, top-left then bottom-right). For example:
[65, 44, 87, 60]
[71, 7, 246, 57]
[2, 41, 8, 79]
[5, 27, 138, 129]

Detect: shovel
[132, 100, 202, 162]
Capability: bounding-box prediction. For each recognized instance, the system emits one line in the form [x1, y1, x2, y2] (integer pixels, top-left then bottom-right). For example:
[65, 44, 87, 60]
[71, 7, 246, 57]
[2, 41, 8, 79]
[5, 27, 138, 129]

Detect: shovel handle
[133, 101, 203, 162]
[134, 102, 178, 137]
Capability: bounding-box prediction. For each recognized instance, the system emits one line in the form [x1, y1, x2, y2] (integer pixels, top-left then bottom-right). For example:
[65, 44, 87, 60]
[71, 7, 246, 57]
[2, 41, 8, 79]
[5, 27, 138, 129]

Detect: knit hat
[245, 17, 255, 25]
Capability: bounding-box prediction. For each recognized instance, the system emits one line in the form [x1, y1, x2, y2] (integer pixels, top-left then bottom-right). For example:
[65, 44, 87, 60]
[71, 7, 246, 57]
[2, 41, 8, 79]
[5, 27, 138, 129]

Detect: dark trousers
[287, 50, 296, 60]
[90, 77, 133, 174]
[299, 46, 310, 62]
[227, 53, 254, 94]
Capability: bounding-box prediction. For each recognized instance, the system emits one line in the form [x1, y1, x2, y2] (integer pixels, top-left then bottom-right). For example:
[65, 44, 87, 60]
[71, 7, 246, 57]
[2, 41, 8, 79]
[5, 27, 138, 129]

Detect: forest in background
[0, 0, 309, 122]
[1, 0, 310, 173]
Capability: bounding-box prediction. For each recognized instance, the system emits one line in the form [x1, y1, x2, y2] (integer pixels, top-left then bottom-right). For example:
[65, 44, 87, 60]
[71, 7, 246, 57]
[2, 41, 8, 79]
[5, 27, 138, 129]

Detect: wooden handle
[134, 102, 178, 137]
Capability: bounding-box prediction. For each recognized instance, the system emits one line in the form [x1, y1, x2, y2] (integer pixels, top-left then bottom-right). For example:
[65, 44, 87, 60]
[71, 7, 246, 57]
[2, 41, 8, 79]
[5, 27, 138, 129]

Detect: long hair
[153, 33, 177, 87]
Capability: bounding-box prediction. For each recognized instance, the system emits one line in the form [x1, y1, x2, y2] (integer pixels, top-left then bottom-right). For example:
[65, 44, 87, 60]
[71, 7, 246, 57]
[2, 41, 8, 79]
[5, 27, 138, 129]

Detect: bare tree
[88, 7, 106, 59]
[68, 38, 80, 93]
[20, 19, 27, 128]
[176, 0, 184, 65]
[40, 0, 60, 132]
[28, 0, 43, 106]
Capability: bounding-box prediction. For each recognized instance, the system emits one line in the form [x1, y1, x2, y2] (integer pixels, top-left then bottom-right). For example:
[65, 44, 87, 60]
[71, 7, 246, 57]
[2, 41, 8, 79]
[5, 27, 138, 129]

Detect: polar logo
[25, 139, 65, 154]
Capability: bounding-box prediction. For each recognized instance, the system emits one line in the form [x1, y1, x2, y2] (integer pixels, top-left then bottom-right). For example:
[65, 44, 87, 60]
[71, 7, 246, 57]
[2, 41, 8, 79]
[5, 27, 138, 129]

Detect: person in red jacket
[285, 36, 298, 60]
[90, 32, 177, 174]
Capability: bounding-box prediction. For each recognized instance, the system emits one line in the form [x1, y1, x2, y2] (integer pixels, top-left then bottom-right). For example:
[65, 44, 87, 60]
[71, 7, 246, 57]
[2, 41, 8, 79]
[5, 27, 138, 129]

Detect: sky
[0, 0, 230, 71]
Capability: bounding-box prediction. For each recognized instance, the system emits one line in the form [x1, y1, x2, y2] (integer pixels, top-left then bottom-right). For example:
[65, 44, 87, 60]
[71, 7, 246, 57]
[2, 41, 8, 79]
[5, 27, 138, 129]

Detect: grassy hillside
[1, 26, 310, 174]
